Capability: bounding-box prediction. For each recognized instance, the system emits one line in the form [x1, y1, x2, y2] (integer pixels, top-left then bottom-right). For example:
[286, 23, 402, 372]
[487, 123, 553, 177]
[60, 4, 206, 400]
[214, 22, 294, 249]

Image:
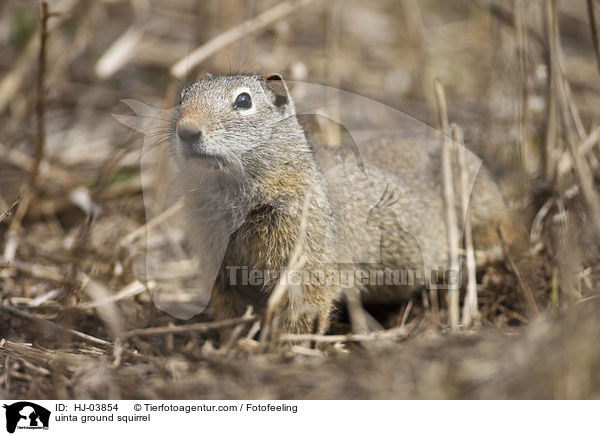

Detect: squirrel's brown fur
[170, 73, 511, 338]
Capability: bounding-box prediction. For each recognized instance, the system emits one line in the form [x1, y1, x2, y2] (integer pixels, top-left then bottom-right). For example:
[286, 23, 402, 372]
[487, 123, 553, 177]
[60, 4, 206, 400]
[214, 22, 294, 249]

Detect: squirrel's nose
[177, 121, 203, 145]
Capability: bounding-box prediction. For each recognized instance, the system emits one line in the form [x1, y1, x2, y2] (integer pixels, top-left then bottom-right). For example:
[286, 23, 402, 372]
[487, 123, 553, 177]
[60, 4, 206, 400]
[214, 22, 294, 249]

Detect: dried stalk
[95, 0, 150, 79]
[0, 303, 111, 347]
[515, 0, 530, 175]
[402, 0, 436, 124]
[588, 0, 600, 74]
[564, 130, 600, 235]
[542, 65, 558, 182]
[324, 0, 341, 147]
[279, 325, 409, 344]
[473, 0, 545, 50]
[0, 0, 76, 114]
[76, 280, 151, 310]
[258, 191, 311, 349]
[499, 227, 539, 317]
[547, 4, 585, 141]
[221, 306, 254, 351]
[120, 314, 257, 341]
[30, 1, 50, 190]
[452, 124, 479, 328]
[171, 0, 319, 79]
[0, 142, 79, 186]
[0, 196, 22, 224]
[119, 199, 184, 248]
[400, 300, 414, 328]
[4, 2, 55, 257]
[557, 126, 600, 176]
[434, 78, 460, 331]
[546, 0, 600, 234]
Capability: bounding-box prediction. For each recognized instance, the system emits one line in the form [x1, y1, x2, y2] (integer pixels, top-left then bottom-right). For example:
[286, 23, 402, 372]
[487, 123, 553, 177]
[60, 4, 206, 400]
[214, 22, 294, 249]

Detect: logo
[3, 402, 50, 434]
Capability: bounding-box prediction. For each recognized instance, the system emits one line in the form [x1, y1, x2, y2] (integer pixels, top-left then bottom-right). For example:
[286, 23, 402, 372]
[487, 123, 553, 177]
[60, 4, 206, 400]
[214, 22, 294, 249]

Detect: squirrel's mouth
[175, 124, 227, 169]
[188, 149, 228, 169]
[177, 137, 227, 169]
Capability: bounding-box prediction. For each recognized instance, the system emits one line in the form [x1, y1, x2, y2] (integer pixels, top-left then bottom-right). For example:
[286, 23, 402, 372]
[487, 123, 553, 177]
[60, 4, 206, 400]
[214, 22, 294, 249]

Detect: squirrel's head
[172, 73, 296, 173]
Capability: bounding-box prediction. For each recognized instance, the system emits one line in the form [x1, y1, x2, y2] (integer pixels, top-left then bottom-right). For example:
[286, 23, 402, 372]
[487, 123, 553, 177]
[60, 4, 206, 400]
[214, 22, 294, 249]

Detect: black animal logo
[3, 402, 50, 434]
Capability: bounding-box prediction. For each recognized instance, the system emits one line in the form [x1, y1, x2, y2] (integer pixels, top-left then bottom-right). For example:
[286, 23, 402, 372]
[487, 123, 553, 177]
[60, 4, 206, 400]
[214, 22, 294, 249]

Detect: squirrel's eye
[233, 92, 252, 110]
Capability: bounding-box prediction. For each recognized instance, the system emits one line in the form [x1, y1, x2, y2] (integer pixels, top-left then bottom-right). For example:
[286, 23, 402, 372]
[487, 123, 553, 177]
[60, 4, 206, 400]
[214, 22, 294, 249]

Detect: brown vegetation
[1, 0, 599, 399]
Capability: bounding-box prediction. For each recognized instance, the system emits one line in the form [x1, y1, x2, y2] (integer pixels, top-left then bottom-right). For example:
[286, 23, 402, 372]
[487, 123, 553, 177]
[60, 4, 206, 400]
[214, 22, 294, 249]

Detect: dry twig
[76, 280, 151, 310]
[30, 1, 50, 190]
[0, 196, 22, 224]
[4, 2, 56, 259]
[546, 0, 600, 234]
[0, 0, 76, 114]
[95, 0, 150, 79]
[119, 199, 184, 248]
[587, 0, 600, 75]
[473, 0, 545, 49]
[557, 126, 600, 176]
[434, 78, 460, 331]
[258, 191, 311, 349]
[279, 325, 410, 344]
[0, 303, 111, 347]
[120, 314, 257, 341]
[515, 0, 531, 175]
[170, 0, 319, 79]
[499, 227, 539, 317]
[452, 124, 479, 327]
[221, 306, 254, 351]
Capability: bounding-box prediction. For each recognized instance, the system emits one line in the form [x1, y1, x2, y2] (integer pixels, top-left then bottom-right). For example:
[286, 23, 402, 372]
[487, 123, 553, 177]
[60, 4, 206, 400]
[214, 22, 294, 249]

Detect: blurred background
[1, 0, 600, 399]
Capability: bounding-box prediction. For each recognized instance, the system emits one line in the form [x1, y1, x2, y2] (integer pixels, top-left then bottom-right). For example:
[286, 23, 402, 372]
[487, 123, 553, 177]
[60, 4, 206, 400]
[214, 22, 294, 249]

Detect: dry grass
[1, 0, 600, 399]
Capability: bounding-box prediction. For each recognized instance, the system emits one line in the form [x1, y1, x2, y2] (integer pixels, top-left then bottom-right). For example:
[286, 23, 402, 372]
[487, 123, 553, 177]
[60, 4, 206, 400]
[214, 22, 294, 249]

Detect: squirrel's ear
[261, 73, 291, 109]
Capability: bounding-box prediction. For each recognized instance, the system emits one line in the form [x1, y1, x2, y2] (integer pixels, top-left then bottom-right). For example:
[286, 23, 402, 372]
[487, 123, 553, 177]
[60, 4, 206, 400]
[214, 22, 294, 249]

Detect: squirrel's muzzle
[175, 118, 226, 168]
[177, 120, 203, 149]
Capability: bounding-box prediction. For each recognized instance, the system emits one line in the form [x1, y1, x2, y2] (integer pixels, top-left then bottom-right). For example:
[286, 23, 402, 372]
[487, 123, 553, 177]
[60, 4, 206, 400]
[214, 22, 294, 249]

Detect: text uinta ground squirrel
[169, 73, 510, 336]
